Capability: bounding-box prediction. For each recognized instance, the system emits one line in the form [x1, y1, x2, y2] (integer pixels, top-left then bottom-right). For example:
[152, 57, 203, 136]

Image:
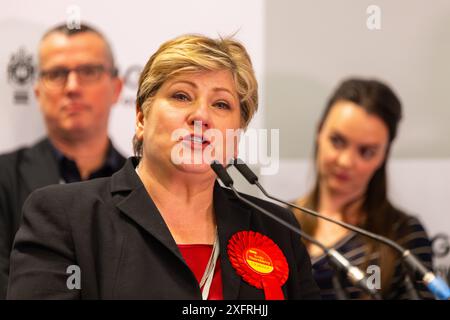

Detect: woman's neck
[318, 184, 365, 225]
[137, 158, 217, 244]
[304, 184, 365, 257]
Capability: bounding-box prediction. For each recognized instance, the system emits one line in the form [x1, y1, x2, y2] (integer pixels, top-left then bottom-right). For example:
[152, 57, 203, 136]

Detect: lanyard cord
[136, 166, 219, 300]
[199, 229, 219, 300]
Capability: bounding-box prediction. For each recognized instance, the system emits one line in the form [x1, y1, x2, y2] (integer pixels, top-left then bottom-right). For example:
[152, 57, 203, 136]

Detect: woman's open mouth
[181, 134, 211, 150]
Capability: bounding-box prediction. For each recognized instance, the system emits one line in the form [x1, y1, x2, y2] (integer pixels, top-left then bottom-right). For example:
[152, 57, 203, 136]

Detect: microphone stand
[403, 272, 420, 300]
[210, 161, 381, 300]
[331, 268, 351, 300]
[231, 158, 450, 300]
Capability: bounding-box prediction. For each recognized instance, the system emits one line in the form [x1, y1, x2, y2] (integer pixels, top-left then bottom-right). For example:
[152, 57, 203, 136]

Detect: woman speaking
[7, 34, 319, 300]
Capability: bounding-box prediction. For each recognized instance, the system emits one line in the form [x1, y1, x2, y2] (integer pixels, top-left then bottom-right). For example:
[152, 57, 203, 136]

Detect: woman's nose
[187, 99, 211, 129]
[336, 149, 355, 168]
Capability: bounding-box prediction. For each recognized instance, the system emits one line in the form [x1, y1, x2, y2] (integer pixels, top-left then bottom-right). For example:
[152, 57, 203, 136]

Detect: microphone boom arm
[232, 158, 450, 300]
[210, 161, 381, 299]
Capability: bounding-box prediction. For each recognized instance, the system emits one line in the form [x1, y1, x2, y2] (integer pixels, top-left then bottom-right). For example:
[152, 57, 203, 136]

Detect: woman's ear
[135, 104, 145, 140]
[316, 127, 323, 146]
[377, 145, 391, 169]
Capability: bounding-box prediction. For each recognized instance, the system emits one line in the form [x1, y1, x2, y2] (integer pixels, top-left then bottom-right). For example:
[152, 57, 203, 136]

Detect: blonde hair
[133, 34, 258, 156]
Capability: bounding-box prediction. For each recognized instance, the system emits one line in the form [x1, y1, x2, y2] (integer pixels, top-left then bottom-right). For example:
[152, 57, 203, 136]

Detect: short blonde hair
[133, 34, 258, 156]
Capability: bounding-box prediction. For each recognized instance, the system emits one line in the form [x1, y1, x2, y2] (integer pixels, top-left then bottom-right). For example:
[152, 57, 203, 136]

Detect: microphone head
[233, 158, 258, 184]
[210, 160, 234, 187]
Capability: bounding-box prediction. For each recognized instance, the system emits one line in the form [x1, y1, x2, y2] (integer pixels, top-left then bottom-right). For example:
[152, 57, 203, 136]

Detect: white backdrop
[0, 0, 265, 156]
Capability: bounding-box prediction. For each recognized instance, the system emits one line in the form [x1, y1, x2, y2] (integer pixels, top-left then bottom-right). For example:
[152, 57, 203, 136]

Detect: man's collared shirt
[49, 140, 126, 183]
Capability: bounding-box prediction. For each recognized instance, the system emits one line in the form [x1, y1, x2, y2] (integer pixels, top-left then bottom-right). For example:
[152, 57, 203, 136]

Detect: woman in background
[293, 78, 433, 299]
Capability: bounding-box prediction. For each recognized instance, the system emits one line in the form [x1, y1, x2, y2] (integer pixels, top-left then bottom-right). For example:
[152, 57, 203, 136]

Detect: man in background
[0, 23, 125, 298]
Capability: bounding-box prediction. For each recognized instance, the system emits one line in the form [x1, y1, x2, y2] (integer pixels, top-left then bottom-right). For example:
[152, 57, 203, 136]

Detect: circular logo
[8, 47, 35, 87]
[244, 248, 274, 274]
[431, 233, 450, 258]
[123, 65, 143, 89]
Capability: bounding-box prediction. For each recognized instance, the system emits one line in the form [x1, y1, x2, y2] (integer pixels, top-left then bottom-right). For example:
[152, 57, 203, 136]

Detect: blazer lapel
[214, 183, 252, 300]
[19, 139, 60, 192]
[111, 158, 184, 263]
[111, 160, 254, 299]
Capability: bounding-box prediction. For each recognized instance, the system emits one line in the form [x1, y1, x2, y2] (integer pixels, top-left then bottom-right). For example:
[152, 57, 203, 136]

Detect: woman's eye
[172, 92, 190, 101]
[360, 148, 376, 160]
[214, 101, 230, 110]
[330, 135, 345, 149]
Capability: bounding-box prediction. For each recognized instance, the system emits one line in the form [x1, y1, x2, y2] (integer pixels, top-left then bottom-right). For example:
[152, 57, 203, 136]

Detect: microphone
[231, 158, 450, 300]
[210, 160, 381, 300]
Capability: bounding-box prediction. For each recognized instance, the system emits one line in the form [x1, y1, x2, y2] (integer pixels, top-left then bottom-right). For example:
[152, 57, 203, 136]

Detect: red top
[178, 244, 223, 300]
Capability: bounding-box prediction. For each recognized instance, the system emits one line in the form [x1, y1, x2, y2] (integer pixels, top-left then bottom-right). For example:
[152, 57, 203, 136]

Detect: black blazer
[7, 157, 320, 299]
[0, 138, 125, 299]
[0, 138, 62, 299]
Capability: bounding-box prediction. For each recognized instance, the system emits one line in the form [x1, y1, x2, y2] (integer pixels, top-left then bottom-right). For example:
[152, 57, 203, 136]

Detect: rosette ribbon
[227, 231, 289, 300]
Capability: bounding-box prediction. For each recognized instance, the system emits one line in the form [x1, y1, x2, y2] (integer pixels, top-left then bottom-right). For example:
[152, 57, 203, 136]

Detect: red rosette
[227, 231, 289, 300]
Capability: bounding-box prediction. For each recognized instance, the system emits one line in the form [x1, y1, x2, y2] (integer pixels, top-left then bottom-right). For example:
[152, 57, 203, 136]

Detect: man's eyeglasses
[39, 64, 118, 89]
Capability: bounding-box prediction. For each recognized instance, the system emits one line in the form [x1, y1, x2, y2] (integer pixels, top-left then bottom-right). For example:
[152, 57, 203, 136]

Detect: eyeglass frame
[38, 63, 119, 89]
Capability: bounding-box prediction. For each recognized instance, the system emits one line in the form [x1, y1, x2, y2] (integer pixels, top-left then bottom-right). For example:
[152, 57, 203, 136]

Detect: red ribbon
[227, 231, 289, 300]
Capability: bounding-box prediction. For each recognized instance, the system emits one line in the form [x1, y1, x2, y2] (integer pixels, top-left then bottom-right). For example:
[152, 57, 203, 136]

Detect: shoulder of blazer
[29, 175, 113, 207]
[13, 138, 60, 191]
[0, 137, 58, 174]
[0, 143, 29, 182]
[20, 137, 58, 168]
[0, 139, 48, 191]
[23, 157, 138, 218]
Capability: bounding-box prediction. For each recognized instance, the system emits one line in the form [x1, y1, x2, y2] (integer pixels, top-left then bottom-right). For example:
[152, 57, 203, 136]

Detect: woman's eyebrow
[330, 130, 347, 140]
[358, 143, 381, 150]
[168, 80, 237, 100]
[331, 130, 381, 149]
[168, 80, 234, 93]
[168, 80, 197, 89]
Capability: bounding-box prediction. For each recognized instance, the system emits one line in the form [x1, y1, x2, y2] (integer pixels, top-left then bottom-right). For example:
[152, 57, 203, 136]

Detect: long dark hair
[297, 78, 407, 296]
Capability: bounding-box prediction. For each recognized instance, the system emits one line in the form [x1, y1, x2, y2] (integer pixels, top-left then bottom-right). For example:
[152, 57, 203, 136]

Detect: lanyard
[136, 165, 219, 299]
[199, 230, 220, 300]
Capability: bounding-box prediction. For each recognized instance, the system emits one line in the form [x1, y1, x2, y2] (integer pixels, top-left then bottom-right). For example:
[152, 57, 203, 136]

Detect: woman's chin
[327, 179, 353, 195]
[175, 162, 216, 176]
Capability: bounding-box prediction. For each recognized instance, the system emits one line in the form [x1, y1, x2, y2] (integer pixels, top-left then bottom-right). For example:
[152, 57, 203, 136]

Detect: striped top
[310, 215, 434, 300]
